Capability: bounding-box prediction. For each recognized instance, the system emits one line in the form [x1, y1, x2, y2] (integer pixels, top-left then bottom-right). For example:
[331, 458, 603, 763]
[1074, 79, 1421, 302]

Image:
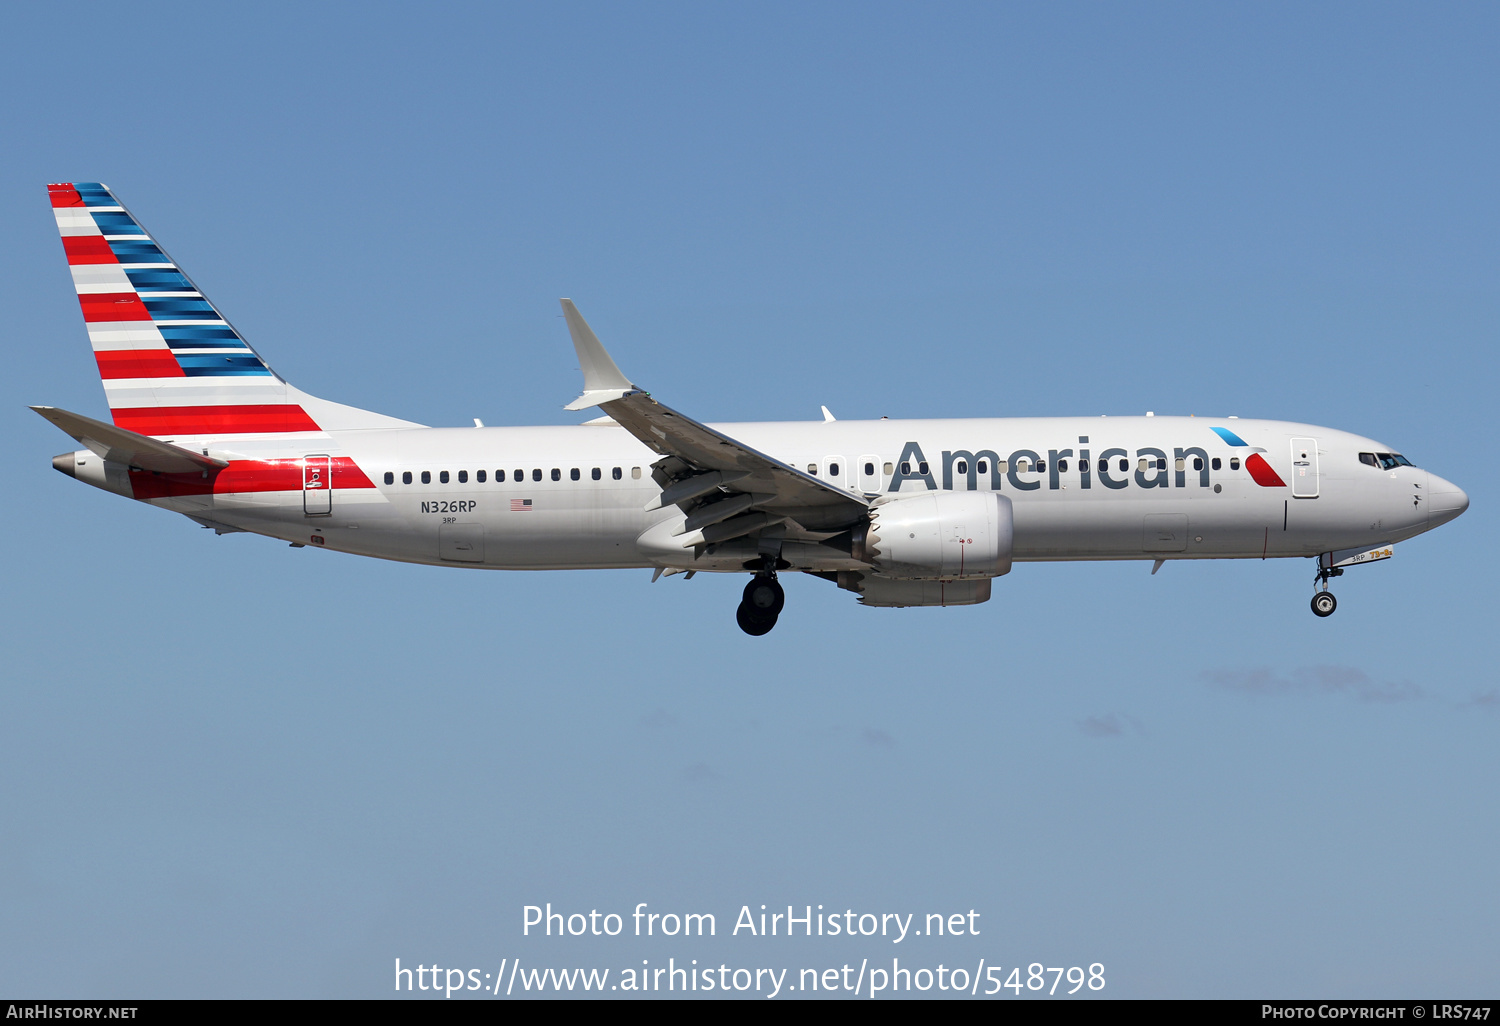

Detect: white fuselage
[99, 414, 1462, 573]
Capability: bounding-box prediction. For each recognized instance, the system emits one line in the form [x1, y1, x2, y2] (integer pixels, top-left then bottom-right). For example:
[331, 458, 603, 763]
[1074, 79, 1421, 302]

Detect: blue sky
[2, 2, 1495, 998]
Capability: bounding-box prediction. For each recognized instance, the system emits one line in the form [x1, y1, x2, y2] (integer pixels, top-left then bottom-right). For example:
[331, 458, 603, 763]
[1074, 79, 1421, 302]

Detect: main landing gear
[1311, 565, 1343, 618]
[736, 570, 785, 636]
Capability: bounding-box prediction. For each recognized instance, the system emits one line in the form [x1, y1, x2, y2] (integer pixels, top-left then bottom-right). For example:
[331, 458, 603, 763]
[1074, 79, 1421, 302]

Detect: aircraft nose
[1427, 473, 1469, 528]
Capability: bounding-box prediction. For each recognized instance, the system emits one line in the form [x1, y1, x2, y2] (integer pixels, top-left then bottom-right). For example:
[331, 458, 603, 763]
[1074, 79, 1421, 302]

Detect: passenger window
[421, 471, 431, 484]
[515, 469, 523, 481]
[1078, 459, 1088, 473]
[1156, 458, 1167, 471]
[1118, 458, 1128, 472]
[1193, 458, 1203, 471]
[1015, 458, 1030, 472]
[570, 468, 580, 481]
[383, 471, 394, 485]
[496, 470, 506, 482]
[440, 470, 450, 484]
[532, 469, 542, 482]
[1057, 459, 1068, 473]
[402, 471, 412, 484]
[956, 460, 968, 475]
[1175, 458, 1185, 472]
[918, 461, 929, 475]
[1211, 458, 1221, 471]
[1035, 461, 1045, 473]
[883, 462, 894, 475]
[997, 460, 1009, 473]
[591, 468, 601, 480]
[612, 467, 622, 480]
[458, 470, 468, 483]
[551, 468, 561, 482]
[1230, 457, 1241, 471]
[477, 470, 486, 483]
[977, 459, 988, 474]
[864, 462, 875, 476]
[829, 462, 840, 476]
[631, 467, 642, 479]
[807, 464, 818, 475]
[901, 462, 911, 475]
[1138, 458, 1149, 473]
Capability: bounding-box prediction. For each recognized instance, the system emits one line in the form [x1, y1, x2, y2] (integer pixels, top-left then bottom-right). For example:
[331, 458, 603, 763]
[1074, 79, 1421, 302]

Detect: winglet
[561, 299, 640, 411]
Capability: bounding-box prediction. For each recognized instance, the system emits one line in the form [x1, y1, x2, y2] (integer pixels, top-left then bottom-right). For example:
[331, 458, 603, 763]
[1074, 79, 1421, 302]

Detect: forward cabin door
[1290, 438, 1319, 498]
[303, 455, 332, 515]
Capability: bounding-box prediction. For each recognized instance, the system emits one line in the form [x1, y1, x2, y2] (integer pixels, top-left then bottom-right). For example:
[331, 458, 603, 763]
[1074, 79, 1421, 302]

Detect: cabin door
[1290, 438, 1319, 498]
[303, 455, 332, 515]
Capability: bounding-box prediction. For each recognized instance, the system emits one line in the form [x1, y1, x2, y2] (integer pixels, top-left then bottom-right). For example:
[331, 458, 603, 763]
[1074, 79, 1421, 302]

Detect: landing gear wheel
[736, 602, 777, 635]
[737, 571, 784, 635]
[742, 576, 785, 618]
[1311, 592, 1337, 617]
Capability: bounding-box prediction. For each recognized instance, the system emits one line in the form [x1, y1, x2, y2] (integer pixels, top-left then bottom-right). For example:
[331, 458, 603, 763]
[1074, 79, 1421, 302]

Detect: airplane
[35, 182, 1469, 635]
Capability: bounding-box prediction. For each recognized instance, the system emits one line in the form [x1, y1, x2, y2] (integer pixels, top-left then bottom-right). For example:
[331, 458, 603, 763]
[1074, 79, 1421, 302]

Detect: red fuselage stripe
[127, 457, 375, 500]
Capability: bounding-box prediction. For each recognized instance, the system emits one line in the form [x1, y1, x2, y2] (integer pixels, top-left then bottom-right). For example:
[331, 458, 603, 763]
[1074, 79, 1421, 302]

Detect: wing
[559, 300, 868, 545]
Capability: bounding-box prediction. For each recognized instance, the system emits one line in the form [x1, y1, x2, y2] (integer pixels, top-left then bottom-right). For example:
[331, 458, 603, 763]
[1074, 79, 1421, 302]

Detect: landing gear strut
[737, 568, 784, 636]
[1311, 565, 1342, 617]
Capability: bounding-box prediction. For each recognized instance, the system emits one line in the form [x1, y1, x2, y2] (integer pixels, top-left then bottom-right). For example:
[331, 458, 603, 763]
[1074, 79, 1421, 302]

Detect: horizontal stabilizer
[31, 405, 228, 473]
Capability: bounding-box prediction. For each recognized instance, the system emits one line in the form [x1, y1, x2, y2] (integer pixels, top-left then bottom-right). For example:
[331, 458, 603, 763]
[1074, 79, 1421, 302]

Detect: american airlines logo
[889, 429, 1285, 493]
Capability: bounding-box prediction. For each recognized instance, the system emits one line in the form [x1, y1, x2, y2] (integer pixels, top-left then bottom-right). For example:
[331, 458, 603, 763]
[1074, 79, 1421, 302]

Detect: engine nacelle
[852, 491, 1013, 580]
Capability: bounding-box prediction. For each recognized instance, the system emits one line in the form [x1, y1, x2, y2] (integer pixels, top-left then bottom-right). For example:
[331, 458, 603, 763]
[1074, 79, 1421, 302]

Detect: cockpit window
[1359, 453, 1379, 469]
[1376, 452, 1414, 470]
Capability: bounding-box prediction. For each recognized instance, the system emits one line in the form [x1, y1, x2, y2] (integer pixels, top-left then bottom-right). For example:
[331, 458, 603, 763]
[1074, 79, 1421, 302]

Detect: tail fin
[47, 182, 419, 438]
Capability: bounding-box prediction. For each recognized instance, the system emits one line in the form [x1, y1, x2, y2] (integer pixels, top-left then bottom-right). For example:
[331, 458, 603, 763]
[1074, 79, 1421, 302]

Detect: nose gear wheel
[1311, 564, 1343, 617]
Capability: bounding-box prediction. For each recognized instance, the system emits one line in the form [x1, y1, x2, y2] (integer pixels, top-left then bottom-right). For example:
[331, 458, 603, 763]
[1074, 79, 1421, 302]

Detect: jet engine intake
[851, 491, 1013, 580]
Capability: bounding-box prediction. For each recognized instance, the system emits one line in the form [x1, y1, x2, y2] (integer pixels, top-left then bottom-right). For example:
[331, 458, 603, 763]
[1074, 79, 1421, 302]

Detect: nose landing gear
[1311, 565, 1342, 617]
[737, 570, 784, 636]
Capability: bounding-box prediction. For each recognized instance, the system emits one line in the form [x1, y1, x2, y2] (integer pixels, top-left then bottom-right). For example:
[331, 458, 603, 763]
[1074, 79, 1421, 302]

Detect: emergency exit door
[303, 455, 332, 515]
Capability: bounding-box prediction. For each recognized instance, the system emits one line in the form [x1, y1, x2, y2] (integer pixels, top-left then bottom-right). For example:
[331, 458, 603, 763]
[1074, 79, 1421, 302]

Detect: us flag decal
[510, 498, 533, 511]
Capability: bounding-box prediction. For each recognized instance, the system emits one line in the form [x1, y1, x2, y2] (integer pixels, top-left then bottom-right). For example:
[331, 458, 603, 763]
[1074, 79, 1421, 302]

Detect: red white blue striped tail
[48, 182, 418, 440]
